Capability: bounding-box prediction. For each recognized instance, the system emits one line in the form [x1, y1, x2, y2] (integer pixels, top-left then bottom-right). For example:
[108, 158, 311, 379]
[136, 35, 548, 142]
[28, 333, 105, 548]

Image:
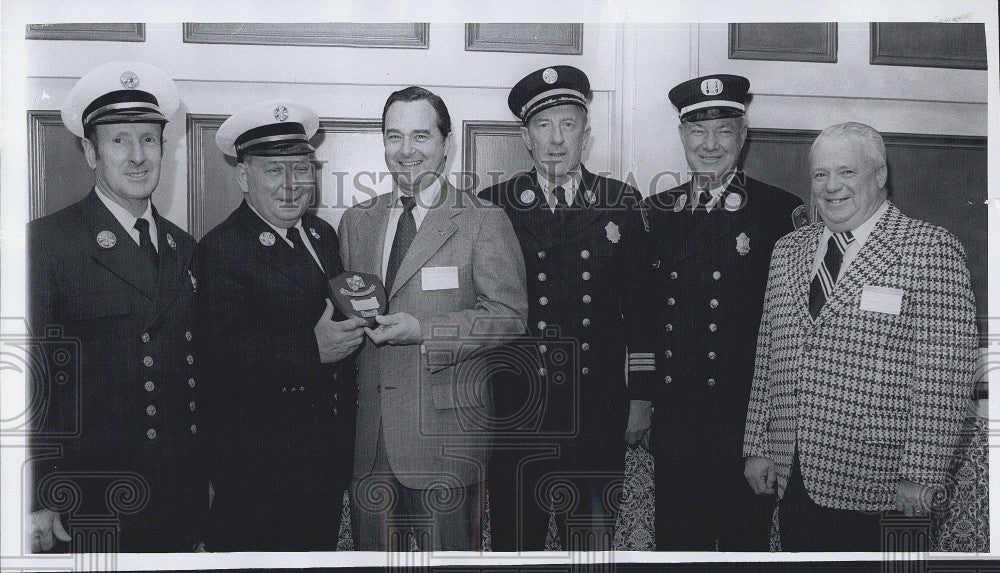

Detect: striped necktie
[808, 231, 855, 319]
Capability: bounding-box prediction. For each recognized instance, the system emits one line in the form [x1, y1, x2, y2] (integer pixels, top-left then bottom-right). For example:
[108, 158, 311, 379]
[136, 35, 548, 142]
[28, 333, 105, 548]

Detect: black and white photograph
[0, 0, 996, 570]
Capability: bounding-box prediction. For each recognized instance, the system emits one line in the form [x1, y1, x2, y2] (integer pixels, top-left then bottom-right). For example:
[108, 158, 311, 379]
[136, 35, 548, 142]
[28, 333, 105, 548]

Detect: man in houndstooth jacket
[743, 122, 978, 551]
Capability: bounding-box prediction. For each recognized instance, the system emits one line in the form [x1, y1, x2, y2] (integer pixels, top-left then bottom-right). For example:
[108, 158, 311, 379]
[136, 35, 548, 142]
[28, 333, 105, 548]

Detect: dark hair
[382, 86, 452, 138]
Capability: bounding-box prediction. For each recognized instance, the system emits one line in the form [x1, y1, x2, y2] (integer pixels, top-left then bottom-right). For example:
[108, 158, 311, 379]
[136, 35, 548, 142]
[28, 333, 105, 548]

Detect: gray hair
[810, 122, 886, 167]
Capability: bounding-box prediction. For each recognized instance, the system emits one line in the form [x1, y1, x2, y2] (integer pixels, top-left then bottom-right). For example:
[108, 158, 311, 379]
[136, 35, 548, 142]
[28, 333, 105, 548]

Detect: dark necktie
[553, 185, 568, 209]
[285, 226, 318, 267]
[133, 218, 158, 268]
[808, 231, 855, 319]
[385, 195, 417, 291]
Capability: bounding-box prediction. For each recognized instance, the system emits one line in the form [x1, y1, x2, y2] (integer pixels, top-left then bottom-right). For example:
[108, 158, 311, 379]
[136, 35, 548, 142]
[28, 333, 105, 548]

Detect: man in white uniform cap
[28, 60, 207, 552]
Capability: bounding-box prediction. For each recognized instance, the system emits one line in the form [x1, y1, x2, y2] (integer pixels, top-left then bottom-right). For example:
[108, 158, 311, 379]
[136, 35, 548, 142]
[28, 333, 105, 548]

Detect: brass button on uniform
[144, 381, 155, 392]
[667, 298, 675, 306]
[189, 401, 196, 411]
[708, 323, 717, 332]
[141, 333, 150, 343]
[670, 272, 678, 279]
[186, 355, 194, 364]
[582, 295, 592, 304]
[664, 350, 672, 358]
[333, 407, 338, 415]
[665, 324, 673, 332]
[664, 376, 672, 384]
[581, 343, 590, 351]
[146, 428, 157, 439]
[538, 273, 547, 281]
[581, 367, 590, 375]
[538, 251, 546, 259]
[708, 351, 717, 360]
[537, 321, 547, 330]
[188, 378, 196, 388]
[582, 271, 591, 280]
[146, 405, 156, 416]
[185, 331, 193, 341]
[712, 271, 721, 280]
[580, 250, 590, 259]
[539, 344, 548, 353]
[190, 424, 197, 434]
[143, 356, 153, 367]
[538, 367, 547, 376]
[707, 378, 717, 387]
[709, 299, 719, 309]
[582, 318, 591, 327]
[539, 297, 549, 306]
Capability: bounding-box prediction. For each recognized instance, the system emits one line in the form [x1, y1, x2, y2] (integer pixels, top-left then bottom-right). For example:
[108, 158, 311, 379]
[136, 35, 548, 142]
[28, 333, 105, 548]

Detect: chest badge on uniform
[724, 193, 742, 212]
[96, 230, 116, 249]
[673, 194, 687, 212]
[605, 221, 620, 244]
[736, 232, 750, 256]
[309, 227, 320, 240]
[584, 190, 597, 204]
[188, 269, 197, 292]
[520, 189, 536, 204]
[259, 231, 276, 246]
[166, 233, 177, 250]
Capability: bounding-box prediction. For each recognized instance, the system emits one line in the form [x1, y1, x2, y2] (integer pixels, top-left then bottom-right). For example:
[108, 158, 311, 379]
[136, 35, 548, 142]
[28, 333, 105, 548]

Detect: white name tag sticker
[859, 285, 904, 315]
[421, 266, 459, 290]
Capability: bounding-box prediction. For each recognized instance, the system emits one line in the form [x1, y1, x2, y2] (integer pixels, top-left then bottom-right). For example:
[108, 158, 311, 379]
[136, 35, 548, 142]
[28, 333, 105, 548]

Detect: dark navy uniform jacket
[642, 174, 803, 475]
[196, 200, 356, 550]
[28, 189, 206, 530]
[479, 167, 658, 470]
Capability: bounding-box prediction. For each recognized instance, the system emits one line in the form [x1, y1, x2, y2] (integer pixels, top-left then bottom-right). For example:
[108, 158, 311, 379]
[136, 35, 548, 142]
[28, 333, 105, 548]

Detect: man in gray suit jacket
[744, 122, 978, 551]
[340, 86, 527, 551]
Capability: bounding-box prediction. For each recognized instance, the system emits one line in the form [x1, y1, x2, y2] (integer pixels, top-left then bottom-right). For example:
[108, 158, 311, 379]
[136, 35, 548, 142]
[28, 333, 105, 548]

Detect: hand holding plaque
[329, 271, 387, 328]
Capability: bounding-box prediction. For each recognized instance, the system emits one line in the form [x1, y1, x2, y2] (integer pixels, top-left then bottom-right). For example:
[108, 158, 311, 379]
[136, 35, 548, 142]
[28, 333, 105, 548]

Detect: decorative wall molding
[465, 23, 583, 55]
[461, 121, 533, 192]
[26, 23, 145, 42]
[28, 110, 93, 220]
[729, 23, 837, 63]
[870, 23, 987, 70]
[183, 23, 429, 49]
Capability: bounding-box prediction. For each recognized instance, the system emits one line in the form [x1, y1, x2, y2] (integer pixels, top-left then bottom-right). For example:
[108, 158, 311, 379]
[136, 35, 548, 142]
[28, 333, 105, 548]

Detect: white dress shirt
[246, 202, 324, 272]
[810, 199, 890, 282]
[536, 170, 582, 213]
[95, 186, 158, 250]
[381, 178, 443, 280]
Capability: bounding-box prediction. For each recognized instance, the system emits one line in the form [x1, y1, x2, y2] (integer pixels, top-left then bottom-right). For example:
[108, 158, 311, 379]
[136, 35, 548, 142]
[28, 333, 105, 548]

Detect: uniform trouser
[351, 429, 482, 551]
[488, 443, 618, 551]
[653, 422, 773, 551]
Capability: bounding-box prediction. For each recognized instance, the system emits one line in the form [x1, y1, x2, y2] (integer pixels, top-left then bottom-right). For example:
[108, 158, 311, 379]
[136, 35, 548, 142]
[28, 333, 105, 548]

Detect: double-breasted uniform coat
[642, 174, 802, 550]
[479, 167, 659, 549]
[197, 201, 356, 551]
[29, 190, 206, 545]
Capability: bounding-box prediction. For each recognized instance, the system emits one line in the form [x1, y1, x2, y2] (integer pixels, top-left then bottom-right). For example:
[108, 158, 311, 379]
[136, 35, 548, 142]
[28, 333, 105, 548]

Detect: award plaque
[329, 271, 387, 327]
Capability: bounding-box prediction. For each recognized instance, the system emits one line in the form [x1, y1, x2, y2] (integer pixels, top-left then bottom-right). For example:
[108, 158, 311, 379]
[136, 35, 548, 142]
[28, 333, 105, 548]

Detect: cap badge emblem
[584, 190, 597, 204]
[120, 71, 139, 90]
[542, 68, 558, 84]
[736, 232, 750, 256]
[701, 78, 723, 96]
[96, 230, 117, 248]
[274, 105, 289, 122]
[520, 189, 536, 204]
[259, 231, 276, 246]
[605, 221, 620, 244]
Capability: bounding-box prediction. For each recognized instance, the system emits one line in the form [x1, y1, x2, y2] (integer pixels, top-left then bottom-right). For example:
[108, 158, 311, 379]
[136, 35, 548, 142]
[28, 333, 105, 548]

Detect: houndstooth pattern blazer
[743, 203, 978, 511]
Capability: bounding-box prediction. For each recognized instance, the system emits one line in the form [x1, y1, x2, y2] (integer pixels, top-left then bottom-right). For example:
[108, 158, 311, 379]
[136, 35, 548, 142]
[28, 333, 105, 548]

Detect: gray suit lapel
[388, 184, 460, 300]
